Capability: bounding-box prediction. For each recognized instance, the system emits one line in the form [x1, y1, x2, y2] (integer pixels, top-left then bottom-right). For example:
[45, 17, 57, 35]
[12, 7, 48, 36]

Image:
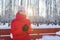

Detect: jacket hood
[16, 12, 26, 20]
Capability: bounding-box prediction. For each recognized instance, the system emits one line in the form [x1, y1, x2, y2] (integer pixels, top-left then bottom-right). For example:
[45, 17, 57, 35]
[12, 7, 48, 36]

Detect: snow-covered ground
[0, 23, 60, 29]
[0, 23, 10, 29]
[32, 24, 60, 29]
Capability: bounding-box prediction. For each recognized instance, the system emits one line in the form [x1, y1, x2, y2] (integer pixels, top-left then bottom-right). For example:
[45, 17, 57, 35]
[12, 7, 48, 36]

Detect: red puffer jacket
[11, 13, 32, 40]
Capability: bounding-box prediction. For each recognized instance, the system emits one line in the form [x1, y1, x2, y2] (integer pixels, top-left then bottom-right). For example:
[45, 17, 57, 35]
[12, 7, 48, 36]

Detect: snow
[0, 23, 60, 29]
[32, 24, 60, 29]
[36, 35, 60, 40]
[0, 23, 10, 29]
[56, 31, 60, 35]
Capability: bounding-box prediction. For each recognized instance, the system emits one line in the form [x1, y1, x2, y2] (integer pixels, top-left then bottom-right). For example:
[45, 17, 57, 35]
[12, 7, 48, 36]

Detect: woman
[11, 6, 32, 40]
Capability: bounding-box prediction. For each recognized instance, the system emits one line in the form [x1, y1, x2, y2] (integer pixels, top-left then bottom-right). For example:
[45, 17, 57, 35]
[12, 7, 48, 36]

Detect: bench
[0, 28, 60, 40]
